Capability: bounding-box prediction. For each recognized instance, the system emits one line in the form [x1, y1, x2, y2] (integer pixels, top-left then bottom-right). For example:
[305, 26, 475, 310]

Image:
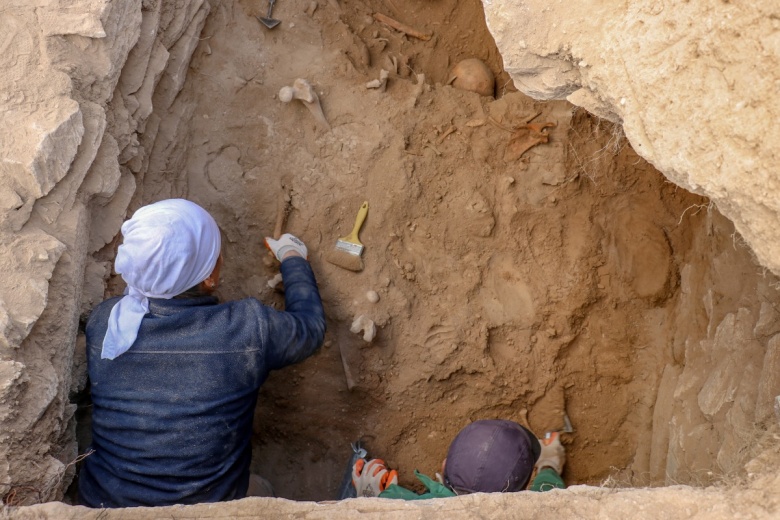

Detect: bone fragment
[267, 272, 283, 290]
[383, 55, 398, 75]
[278, 78, 331, 130]
[350, 314, 376, 343]
[408, 73, 425, 109]
[373, 13, 431, 41]
[366, 69, 389, 92]
[436, 125, 456, 144]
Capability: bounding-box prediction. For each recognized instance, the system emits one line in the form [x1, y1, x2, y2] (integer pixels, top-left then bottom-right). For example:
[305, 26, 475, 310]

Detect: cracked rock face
[0, 0, 209, 503]
[483, 0, 780, 274]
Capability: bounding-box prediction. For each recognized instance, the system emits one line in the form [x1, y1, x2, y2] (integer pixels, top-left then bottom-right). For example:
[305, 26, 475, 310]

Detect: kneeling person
[353, 419, 565, 499]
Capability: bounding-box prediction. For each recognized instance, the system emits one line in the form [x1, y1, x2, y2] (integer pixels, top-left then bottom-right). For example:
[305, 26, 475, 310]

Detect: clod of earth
[447, 58, 495, 97]
[366, 69, 390, 92]
[278, 78, 331, 130]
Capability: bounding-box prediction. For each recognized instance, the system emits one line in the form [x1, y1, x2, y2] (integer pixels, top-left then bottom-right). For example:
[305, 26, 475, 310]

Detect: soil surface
[107, 0, 728, 501]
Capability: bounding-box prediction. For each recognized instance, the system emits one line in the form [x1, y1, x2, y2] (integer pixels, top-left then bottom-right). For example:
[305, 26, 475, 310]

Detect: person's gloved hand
[264, 233, 308, 261]
[535, 431, 566, 475]
[352, 458, 398, 497]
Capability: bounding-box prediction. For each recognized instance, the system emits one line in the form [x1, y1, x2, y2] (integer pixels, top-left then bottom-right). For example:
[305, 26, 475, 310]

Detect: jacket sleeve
[263, 256, 326, 370]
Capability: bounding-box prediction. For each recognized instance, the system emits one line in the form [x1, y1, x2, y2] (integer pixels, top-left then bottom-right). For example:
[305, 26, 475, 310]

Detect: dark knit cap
[443, 419, 541, 494]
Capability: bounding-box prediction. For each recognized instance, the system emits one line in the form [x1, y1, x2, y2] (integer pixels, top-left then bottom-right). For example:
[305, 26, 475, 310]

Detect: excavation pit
[2, 0, 780, 516]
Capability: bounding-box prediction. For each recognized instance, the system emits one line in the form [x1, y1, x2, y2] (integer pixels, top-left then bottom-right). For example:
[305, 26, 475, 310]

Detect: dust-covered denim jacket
[78, 257, 325, 508]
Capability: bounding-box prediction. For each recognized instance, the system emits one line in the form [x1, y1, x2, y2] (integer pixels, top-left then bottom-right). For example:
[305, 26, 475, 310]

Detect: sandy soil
[75, 0, 775, 503]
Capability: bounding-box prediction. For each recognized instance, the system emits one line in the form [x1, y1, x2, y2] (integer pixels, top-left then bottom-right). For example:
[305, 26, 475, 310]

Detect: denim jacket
[78, 257, 325, 508]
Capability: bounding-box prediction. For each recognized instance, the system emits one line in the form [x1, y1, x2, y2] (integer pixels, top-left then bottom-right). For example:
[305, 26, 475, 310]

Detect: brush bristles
[326, 250, 364, 272]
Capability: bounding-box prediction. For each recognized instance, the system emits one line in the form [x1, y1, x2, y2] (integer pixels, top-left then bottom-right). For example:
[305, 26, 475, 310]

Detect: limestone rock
[754, 302, 780, 339]
[0, 7, 86, 232]
[755, 334, 780, 424]
[0, 360, 28, 423]
[649, 363, 681, 483]
[159, 0, 206, 50]
[483, 0, 780, 277]
[717, 358, 761, 474]
[31, 101, 107, 226]
[698, 310, 761, 418]
[0, 0, 211, 503]
[698, 356, 738, 418]
[12, 477, 780, 519]
[775, 396, 780, 423]
[0, 230, 65, 351]
[153, 2, 210, 112]
[43, 0, 143, 105]
[36, 0, 108, 38]
[0, 101, 84, 231]
[117, 3, 163, 96]
[80, 133, 122, 201]
[80, 259, 111, 317]
[88, 168, 136, 253]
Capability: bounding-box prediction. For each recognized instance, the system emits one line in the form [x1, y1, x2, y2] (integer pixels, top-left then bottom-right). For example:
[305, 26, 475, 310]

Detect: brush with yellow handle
[326, 201, 368, 272]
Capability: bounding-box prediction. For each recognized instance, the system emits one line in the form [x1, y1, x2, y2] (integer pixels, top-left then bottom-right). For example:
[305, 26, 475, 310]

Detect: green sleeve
[378, 471, 457, 500]
[530, 468, 566, 492]
[379, 484, 426, 500]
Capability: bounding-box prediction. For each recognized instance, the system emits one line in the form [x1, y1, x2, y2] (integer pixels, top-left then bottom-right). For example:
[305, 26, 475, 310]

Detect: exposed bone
[436, 125, 456, 144]
[408, 73, 425, 109]
[373, 12, 431, 41]
[357, 37, 371, 67]
[366, 69, 389, 92]
[383, 55, 398, 75]
[304, 1, 318, 16]
[350, 314, 376, 343]
[278, 78, 331, 130]
[267, 272, 283, 290]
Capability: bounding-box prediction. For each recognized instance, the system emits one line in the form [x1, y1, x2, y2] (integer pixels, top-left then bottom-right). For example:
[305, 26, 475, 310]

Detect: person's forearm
[264, 256, 325, 369]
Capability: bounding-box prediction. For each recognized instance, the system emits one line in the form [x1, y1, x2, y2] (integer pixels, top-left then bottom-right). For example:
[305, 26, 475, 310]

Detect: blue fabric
[78, 257, 325, 508]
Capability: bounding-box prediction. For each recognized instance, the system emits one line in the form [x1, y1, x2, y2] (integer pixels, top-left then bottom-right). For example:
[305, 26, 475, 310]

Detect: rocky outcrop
[482, 0, 780, 275]
[0, 0, 209, 504]
[7, 466, 780, 519]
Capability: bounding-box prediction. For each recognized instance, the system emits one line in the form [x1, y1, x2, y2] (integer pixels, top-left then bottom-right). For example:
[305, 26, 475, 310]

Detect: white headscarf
[101, 199, 221, 360]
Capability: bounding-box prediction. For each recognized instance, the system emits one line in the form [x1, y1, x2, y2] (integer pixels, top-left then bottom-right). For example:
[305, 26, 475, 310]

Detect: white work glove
[264, 233, 308, 261]
[352, 459, 398, 497]
[535, 431, 566, 475]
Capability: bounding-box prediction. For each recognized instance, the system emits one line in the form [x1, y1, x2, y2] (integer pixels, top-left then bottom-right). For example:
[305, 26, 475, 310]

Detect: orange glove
[536, 431, 566, 474]
[351, 458, 398, 497]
